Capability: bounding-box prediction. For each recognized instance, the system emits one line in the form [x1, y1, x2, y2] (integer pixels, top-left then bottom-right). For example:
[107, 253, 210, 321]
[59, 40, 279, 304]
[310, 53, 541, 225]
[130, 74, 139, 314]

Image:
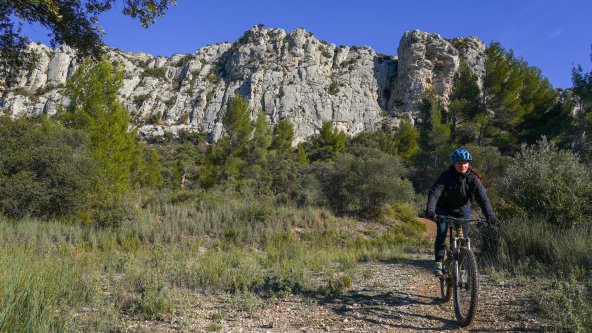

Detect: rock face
[0, 27, 485, 143]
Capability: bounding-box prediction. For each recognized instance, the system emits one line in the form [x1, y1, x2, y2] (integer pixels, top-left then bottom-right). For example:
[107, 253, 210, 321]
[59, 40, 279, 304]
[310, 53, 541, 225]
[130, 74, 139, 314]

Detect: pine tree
[481, 43, 523, 149]
[245, 110, 273, 191]
[61, 57, 139, 224]
[271, 118, 295, 157]
[308, 122, 346, 161]
[297, 144, 309, 165]
[222, 95, 253, 160]
[570, 48, 592, 161]
[414, 91, 452, 191]
[393, 117, 420, 163]
[201, 95, 253, 187]
[448, 61, 481, 144]
[248, 110, 273, 165]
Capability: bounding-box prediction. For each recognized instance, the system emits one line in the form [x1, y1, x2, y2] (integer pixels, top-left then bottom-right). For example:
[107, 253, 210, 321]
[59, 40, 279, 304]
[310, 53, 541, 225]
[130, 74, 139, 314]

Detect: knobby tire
[453, 247, 479, 327]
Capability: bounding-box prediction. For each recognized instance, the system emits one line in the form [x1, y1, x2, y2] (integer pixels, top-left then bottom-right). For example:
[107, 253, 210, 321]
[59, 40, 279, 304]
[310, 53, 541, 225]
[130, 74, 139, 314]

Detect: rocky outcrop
[0, 27, 485, 143]
[390, 30, 485, 114]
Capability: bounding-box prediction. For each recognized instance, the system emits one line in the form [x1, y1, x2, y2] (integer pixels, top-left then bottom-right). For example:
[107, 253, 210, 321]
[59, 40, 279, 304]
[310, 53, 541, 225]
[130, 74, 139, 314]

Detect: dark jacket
[427, 166, 495, 218]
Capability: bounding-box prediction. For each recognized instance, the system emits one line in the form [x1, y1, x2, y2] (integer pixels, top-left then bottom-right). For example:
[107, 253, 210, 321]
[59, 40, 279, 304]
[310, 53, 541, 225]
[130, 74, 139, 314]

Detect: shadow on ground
[315, 259, 534, 332]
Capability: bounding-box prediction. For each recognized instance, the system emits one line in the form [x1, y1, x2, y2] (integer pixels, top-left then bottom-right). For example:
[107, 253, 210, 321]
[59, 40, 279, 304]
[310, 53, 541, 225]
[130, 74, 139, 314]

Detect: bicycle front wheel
[453, 247, 479, 327]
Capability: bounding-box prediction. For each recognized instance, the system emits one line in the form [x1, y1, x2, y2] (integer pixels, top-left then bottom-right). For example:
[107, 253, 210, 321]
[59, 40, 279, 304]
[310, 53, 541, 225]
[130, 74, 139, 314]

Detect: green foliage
[201, 95, 253, 188]
[267, 157, 323, 207]
[316, 147, 415, 216]
[297, 144, 309, 165]
[348, 120, 418, 163]
[248, 110, 273, 165]
[479, 42, 558, 153]
[393, 117, 420, 162]
[0, 116, 96, 219]
[448, 61, 481, 144]
[61, 57, 140, 225]
[482, 43, 523, 145]
[536, 280, 592, 333]
[348, 130, 397, 156]
[462, 144, 510, 188]
[244, 110, 273, 191]
[271, 119, 295, 157]
[1, 0, 176, 86]
[518, 96, 573, 147]
[413, 91, 451, 191]
[141, 67, 167, 79]
[138, 147, 164, 189]
[306, 122, 346, 161]
[222, 95, 253, 159]
[494, 138, 592, 228]
[159, 142, 204, 189]
[570, 52, 592, 162]
[328, 80, 339, 95]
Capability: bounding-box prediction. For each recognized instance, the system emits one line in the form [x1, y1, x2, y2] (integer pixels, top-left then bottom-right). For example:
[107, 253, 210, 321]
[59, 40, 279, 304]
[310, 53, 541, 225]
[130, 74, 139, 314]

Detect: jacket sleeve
[472, 177, 495, 218]
[426, 173, 446, 213]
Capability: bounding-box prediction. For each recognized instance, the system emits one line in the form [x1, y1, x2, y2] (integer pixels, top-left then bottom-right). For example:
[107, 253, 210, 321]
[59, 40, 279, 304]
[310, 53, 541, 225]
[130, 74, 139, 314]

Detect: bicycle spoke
[453, 247, 479, 327]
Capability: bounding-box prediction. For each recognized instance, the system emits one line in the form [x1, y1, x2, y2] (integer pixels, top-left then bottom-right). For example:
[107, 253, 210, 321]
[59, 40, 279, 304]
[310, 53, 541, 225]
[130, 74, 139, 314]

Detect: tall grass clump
[535, 280, 592, 333]
[0, 246, 100, 332]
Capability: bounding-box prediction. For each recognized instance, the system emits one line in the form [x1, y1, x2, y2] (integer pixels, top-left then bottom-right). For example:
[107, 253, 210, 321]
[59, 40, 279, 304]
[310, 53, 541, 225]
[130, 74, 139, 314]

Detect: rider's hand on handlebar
[425, 210, 436, 220]
[487, 215, 499, 225]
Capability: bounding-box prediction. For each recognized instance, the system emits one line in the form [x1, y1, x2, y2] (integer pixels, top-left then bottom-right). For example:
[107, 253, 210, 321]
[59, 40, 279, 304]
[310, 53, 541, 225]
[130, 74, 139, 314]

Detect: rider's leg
[461, 206, 471, 238]
[434, 207, 449, 262]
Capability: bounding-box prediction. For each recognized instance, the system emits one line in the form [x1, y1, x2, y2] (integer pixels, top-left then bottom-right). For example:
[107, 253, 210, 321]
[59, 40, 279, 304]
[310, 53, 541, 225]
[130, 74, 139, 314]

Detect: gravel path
[123, 257, 543, 332]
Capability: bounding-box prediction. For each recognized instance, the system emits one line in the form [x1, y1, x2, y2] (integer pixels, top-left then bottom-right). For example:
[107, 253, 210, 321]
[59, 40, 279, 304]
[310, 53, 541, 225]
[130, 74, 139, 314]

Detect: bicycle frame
[435, 215, 486, 327]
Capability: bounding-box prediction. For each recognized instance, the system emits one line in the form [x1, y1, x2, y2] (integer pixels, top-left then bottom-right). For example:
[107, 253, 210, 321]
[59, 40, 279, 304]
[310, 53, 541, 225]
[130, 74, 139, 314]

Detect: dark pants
[434, 206, 471, 261]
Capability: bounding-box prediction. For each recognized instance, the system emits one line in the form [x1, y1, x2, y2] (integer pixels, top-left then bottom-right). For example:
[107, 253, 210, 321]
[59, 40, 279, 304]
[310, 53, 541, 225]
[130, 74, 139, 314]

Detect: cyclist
[426, 148, 498, 277]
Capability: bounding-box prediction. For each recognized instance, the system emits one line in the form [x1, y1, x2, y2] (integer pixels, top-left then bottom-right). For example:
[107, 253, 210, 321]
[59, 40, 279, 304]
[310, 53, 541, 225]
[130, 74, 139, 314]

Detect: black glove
[425, 209, 436, 220]
[487, 215, 499, 225]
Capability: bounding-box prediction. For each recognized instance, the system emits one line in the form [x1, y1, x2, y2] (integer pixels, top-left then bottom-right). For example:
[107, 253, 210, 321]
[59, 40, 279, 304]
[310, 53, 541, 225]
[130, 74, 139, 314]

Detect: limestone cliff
[0, 27, 485, 143]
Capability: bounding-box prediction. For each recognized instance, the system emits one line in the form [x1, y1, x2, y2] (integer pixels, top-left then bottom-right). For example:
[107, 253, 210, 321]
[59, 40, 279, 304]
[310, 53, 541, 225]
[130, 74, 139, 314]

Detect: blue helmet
[450, 149, 472, 165]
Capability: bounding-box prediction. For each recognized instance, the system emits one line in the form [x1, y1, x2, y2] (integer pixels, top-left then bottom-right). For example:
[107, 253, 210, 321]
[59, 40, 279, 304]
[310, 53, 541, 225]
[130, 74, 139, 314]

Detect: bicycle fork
[450, 231, 471, 286]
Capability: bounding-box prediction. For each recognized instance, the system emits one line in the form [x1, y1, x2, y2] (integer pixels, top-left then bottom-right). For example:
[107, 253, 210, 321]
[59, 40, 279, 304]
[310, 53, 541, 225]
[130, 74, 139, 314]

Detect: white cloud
[549, 29, 564, 38]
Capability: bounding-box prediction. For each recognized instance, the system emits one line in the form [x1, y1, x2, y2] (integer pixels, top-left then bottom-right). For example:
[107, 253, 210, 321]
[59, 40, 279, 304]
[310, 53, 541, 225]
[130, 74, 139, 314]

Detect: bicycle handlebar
[433, 215, 488, 226]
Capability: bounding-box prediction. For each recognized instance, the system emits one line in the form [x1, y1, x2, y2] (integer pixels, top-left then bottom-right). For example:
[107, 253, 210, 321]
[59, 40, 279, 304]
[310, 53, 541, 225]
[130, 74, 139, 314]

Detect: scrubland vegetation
[0, 43, 591, 331]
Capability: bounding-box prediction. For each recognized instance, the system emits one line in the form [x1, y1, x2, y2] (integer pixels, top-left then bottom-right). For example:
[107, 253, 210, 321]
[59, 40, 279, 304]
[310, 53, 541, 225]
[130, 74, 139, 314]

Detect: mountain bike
[436, 215, 487, 327]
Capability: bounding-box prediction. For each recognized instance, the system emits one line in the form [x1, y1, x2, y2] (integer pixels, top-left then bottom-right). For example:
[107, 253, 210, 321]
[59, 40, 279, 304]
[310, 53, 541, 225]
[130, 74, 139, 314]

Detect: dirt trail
[124, 257, 542, 332]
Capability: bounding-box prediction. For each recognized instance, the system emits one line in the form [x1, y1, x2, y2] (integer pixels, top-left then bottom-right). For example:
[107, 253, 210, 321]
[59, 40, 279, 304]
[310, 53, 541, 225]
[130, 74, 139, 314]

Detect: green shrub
[142, 67, 167, 79]
[463, 144, 510, 189]
[0, 117, 97, 219]
[316, 147, 415, 216]
[494, 138, 592, 227]
[328, 80, 339, 95]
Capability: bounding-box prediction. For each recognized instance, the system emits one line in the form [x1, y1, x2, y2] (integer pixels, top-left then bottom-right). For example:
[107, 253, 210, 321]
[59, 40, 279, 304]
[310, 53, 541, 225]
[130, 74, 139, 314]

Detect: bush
[316, 147, 415, 216]
[463, 144, 511, 189]
[0, 117, 97, 219]
[494, 138, 592, 227]
[267, 156, 324, 207]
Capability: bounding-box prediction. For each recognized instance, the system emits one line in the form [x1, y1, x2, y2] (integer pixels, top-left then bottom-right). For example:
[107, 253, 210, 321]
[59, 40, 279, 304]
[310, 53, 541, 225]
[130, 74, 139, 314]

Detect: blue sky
[22, 0, 591, 88]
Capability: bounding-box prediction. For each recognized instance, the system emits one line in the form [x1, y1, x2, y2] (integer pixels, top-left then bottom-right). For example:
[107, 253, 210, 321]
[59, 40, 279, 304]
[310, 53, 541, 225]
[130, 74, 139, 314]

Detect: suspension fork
[450, 225, 465, 282]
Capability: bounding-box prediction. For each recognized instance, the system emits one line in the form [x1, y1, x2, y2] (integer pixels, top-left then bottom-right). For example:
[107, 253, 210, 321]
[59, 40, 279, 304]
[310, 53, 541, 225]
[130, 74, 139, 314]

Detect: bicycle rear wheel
[440, 251, 452, 302]
[453, 247, 479, 327]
